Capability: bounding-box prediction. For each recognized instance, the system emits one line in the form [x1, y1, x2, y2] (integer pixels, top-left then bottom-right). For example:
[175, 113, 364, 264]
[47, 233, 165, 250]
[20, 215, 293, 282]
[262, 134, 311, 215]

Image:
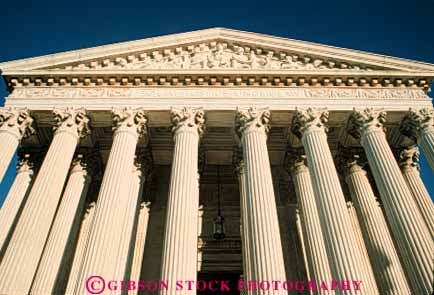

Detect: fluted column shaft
[402, 170, 434, 235]
[294, 210, 310, 281]
[0, 155, 34, 257]
[128, 202, 151, 295]
[0, 108, 34, 181]
[115, 160, 145, 286]
[401, 108, 434, 170]
[399, 146, 434, 237]
[346, 202, 379, 294]
[349, 108, 433, 294]
[240, 169, 252, 286]
[419, 132, 434, 170]
[0, 132, 19, 182]
[344, 158, 411, 295]
[292, 108, 372, 295]
[197, 205, 204, 272]
[65, 202, 96, 295]
[112, 163, 145, 284]
[236, 107, 287, 295]
[234, 152, 252, 291]
[30, 154, 92, 295]
[290, 156, 333, 294]
[159, 107, 205, 295]
[75, 108, 147, 295]
[0, 108, 90, 295]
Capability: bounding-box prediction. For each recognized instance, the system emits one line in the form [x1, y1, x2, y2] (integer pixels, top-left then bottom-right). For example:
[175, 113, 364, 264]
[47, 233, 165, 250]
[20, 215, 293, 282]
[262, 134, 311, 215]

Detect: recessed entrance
[197, 272, 241, 295]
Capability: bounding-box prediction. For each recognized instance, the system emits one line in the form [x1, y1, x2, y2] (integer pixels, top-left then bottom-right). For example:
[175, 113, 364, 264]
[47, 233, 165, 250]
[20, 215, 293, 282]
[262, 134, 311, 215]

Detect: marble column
[348, 108, 434, 293]
[0, 107, 34, 182]
[291, 108, 371, 295]
[346, 202, 379, 294]
[113, 158, 148, 284]
[235, 107, 287, 294]
[400, 107, 434, 171]
[0, 108, 90, 295]
[64, 202, 96, 295]
[398, 146, 434, 237]
[294, 209, 310, 282]
[128, 202, 151, 295]
[197, 205, 204, 272]
[288, 153, 333, 294]
[30, 153, 94, 295]
[233, 148, 252, 288]
[0, 153, 36, 258]
[198, 205, 204, 237]
[75, 108, 147, 294]
[342, 154, 411, 295]
[159, 107, 205, 295]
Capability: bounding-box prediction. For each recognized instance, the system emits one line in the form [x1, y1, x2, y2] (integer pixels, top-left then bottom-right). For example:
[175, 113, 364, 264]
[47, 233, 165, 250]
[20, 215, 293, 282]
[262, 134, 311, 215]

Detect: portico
[0, 28, 433, 295]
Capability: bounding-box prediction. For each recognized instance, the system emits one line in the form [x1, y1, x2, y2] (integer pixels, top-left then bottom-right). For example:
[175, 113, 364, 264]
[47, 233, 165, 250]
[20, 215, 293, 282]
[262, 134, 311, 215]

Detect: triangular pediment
[41, 40, 381, 71]
[1, 28, 434, 74]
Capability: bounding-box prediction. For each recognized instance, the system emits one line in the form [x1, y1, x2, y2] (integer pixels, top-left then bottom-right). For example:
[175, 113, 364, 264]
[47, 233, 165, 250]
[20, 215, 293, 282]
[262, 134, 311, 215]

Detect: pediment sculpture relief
[58, 42, 375, 71]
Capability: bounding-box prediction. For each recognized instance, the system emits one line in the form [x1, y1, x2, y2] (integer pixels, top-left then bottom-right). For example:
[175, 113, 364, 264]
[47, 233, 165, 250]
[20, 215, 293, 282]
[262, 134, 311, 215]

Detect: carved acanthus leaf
[339, 153, 366, 176]
[70, 154, 89, 174]
[15, 153, 34, 174]
[0, 108, 35, 139]
[134, 147, 154, 178]
[112, 107, 148, 138]
[285, 151, 309, 175]
[235, 107, 271, 138]
[17, 147, 46, 172]
[71, 149, 103, 177]
[52, 42, 376, 71]
[399, 145, 420, 171]
[170, 107, 205, 137]
[347, 108, 387, 139]
[400, 107, 434, 141]
[53, 107, 91, 138]
[291, 108, 329, 138]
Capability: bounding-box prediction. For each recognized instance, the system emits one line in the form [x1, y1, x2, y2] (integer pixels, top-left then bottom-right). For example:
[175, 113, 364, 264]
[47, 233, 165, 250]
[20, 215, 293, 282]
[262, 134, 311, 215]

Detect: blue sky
[0, 0, 433, 204]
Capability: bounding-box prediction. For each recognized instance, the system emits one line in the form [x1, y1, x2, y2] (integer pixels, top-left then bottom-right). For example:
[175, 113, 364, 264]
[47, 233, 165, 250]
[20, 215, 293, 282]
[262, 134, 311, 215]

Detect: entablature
[4, 70, 433, 90]
[5, 85, 431, 115]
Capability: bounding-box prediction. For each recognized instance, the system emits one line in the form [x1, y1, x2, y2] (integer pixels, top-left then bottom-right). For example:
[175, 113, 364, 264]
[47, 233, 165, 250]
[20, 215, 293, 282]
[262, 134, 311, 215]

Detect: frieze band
[8, 87, 429, 100]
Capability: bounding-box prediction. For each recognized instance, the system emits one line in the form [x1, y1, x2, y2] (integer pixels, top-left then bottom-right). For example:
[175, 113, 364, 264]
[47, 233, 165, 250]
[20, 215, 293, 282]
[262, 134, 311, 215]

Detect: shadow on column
[139, 165, 167, 295]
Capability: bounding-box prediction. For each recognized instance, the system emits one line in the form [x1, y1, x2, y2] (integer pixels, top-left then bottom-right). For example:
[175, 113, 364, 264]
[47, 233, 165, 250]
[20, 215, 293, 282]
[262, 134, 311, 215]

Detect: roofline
[3, 69, 434, 77]
[1, 27, 434, 72]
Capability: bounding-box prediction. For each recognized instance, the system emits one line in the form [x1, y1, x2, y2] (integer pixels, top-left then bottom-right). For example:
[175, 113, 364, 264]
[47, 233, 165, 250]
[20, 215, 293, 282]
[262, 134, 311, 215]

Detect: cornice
[4, 70, 432, 90]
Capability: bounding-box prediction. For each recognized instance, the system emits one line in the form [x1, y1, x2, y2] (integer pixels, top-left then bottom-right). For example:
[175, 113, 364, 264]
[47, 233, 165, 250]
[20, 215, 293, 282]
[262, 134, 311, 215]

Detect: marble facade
[0, 28, 433, 295]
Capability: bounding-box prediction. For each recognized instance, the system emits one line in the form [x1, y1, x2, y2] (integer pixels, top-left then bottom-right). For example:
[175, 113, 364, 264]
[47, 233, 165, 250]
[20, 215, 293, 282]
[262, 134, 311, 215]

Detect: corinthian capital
[343, 154, 366, 176]
[399, 145, 420, 172]
[235, 107, 271, 139]
[347, 108, 387, 139]
[53, 108, 91, 138]
[232, 146, 244, 176]
[170, 107, 205, 137]
[400, 107, 434, 142]
[70, 154, 90, 174]
[291, 108, 329, 139]
[17, 147, 45, 173]
[0, 107, 35, 140]
[134, 147, 154, 177]
[287, 152, 309, 176]
[112, 108, 148, 138]
[15, 153, 34, 174]
[70, 149, 102, 178]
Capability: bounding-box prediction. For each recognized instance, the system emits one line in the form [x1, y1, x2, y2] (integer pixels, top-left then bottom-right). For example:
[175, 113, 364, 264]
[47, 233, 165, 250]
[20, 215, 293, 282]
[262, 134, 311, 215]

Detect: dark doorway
[197, 272, 241, 295]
